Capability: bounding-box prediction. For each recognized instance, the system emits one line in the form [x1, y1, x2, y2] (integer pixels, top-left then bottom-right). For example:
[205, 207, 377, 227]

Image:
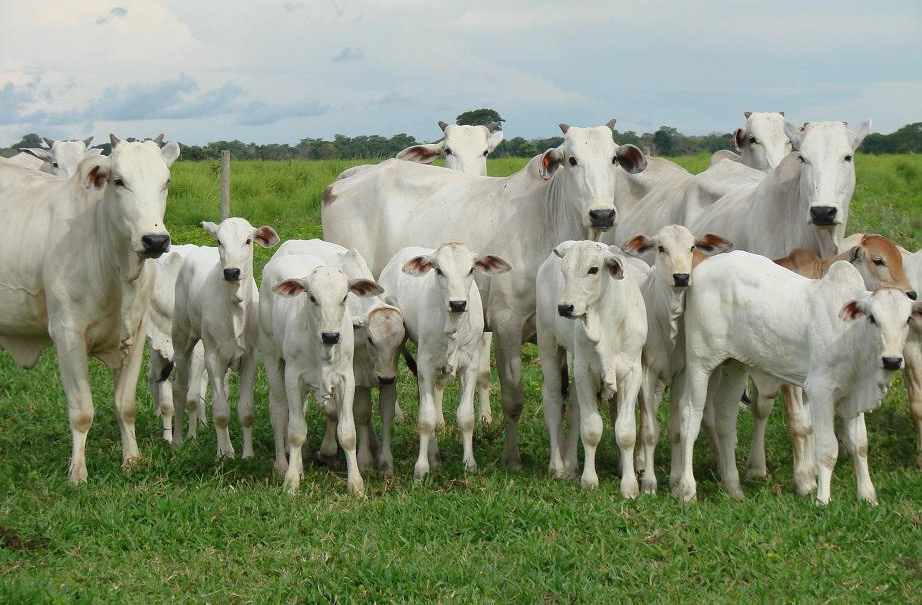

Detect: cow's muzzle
[588, 209, 616, 229]
[907, 290, 918, 301]
[558, 304, 575, 318]
[322, 332, 341, 345]
[141, 234, 171, 258]
[673, 273, 690, 288]
[223, 268, 242, 282]
[377, 376, 396, 385]
[449, 300, 467, 313]
[809, 206, 838, 226]
[882, 356, 903, 370]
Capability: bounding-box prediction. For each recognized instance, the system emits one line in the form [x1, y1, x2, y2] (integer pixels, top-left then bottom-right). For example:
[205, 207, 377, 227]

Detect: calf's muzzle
[322, 332, 341, 345]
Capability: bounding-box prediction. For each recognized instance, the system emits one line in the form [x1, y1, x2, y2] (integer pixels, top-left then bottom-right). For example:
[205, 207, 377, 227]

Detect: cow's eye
[748, 137, 758, 144]
[52, 162, 59, 168]
[309, 295, 317, 304]
[690, 246, 695, 252]
[444, 148, 452, 155]
[468, 267, 474, 274]
[797, 155, 805, 163]
[368, 336, 374, 344]
[658, 246, 666, 254]
[245, 238, 252, 245]
[869, 314, 876, 325]
[435, 267, 443, 276]
[114, 177, 125, 186]
[844, 155, 853, 162]
[568, 157, 577, 166]
[873, 258, 885, 266]
[588, 267, 599, 275]
[343, 295, 348, 303]
[482, 150, 489, 157]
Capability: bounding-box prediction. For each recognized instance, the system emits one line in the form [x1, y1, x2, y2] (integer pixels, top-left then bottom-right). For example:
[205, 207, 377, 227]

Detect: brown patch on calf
[322, 184, 336, 205]
[87, 164, 108, 189]
[774, 248, 825, 278]
[860, 234, 913, 293]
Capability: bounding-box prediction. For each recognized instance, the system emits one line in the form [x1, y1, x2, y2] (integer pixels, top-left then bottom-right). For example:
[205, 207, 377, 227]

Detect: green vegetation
[1, 154, 921, 601]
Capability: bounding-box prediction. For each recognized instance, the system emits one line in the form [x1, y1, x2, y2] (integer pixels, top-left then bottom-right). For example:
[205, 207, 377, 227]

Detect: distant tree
[12, 133, 43, 149]
[456, 108, 505, 127]
[652, 126, 679, 156]
[861, 123, 922, 154]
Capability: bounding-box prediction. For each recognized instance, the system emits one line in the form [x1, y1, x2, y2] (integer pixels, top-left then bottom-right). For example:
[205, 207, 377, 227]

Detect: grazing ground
[1, 154, 921, 602]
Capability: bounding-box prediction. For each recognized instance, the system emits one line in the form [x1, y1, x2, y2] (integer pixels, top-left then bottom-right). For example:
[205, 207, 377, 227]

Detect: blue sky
[0, 0, 919, 146]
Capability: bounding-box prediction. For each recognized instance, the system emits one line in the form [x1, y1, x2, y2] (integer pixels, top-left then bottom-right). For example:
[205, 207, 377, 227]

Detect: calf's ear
[396, 143, 443, 164]
[352, 315, 368, 329]
[349, 278, 384, 297]
[20, 148, 52, 161]
[86, 161, 110, 189]
[402, 255, 434, 276]
[695, 234, 733, 254]
[475, 254, 512, 275]
[201, 221, 220, 239]
[160, 140, 180, 166]
[272, 278, 308, 297]
[848, 245, 862, 264]
[622, 234, 655, 256]
[553, 241, 577, 258]
[254, 226, 280, 248]
[603, 253, 624, 279]
[732, 128, 745, 150]
[838, 300, 867, 321]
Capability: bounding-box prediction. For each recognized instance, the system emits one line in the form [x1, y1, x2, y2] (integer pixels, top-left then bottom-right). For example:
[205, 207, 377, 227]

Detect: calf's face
[355, 306, 406, 384]
[623, 226, 732, 287]
[840, 288, 922, 370]
[553, 241, 624, 318]
[203, 218, 279, 283]
[402, 243, 511, 314]
[849, 235, 916, 299]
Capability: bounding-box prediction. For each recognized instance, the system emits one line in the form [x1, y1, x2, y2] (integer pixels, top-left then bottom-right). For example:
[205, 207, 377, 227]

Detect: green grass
[2, 154, 921, 602]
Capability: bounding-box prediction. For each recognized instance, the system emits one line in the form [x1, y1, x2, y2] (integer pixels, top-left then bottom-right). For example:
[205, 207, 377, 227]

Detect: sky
[1, 0, 920, 146]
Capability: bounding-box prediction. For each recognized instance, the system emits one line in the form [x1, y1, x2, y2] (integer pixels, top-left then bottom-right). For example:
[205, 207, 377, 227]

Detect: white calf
[170, 219, 279, 458]
[378, 243, 511, 480]
[677, 251, 921, 503]
[536, 241, 647, 497]
[259, 252, 383, 494]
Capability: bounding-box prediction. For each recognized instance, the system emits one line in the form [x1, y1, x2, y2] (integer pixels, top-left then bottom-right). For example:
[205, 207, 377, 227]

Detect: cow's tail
[157, 360, 175, 383]
[402, 346, 418, 378]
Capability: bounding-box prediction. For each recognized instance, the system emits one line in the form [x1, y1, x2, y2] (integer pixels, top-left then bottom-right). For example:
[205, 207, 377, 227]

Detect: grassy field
[2, 154, 921, 602]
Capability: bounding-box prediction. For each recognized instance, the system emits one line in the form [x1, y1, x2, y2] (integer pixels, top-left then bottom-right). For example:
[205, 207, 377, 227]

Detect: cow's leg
[675, 362, 715, 502]
[573, 363, 603, 488]
[354, 386, 374, 472]
[188, 343, 208, 433]
[53, 329, 95, 483]
[205, 352, 235, 459]
[169, 333, 197, 448]
[639, 369, 662, 494]
[615, 364, 642, 499]
[148, 346, 174, 443]
[667, 372, 685, 491]
[807, 388, 837, 505]
[745, 377, 775, 481]
[264, 354, 289, 477]
[378, 382, 398, 475]
[458, 364, 478, 472]
[563, 390, 580, 480]
[701, 373, 721, 471]
[841, 413, 877, 504]
[111, 325, 147, 467]
[712, 361, 746, 500]
[494, 321, 526, 469]
[318, 413, 339, 462]
[433, 376, 447, 429]
[477, 332, 493, 425]
[783, 385, 816, 496]
[414, 365, 437, 480]
[903, 339, 922, 468]
[337, 378, 364, 495]
[539, 335, 566, 478]
[237, 351, 258, 459]
[283, 366, 306, 494]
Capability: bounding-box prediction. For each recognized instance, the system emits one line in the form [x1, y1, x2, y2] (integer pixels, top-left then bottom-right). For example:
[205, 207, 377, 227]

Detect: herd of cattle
[1, 113, 920, 505]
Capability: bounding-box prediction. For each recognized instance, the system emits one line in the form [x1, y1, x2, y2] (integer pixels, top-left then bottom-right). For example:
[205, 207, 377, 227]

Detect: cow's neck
[651, 275, 686, 351]
[545, 169, 592, 246]
[218, 273, 255, 351]
[579, 276, 620, 394]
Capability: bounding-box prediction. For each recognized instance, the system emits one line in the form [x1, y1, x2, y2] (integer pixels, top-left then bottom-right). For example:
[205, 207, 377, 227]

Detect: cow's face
[397, 123, 503, 176]
[403, 242, 511, 314]
[355, 305, 406, 384]
[734, 112, 790, 171]
[840, 288, 922, 371]
[784, 120, 870, 229]
[540, 122, 647, 235]
[203, 218, 279, 284]
[22, 137, 99, 177]
[102, 137, 180, 258]
[553, 240, 624, 318]
[273, 267, 383, 346]
[623, 226, 732, 287]
[848, 235, 916, 299]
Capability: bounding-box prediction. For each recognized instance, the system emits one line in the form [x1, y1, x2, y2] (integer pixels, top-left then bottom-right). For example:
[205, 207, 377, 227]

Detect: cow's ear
[744, 111, 752, 119]
[349, 278, 384, 297]
[553, 241, 577, 258]
[615, 144, 647, 174]
[396, 143, 443, 164]
[160, 140, 180, 166]
[695, 234, 733, 254]
[732, 128, 745, 150]
[622, 235, 655, 256]
[402, 255, 434, 276]
[20, 147, 52, 161]
[86, 161, 109, 189]
[202, 221, 220, 239]
[272, 278, 307, 297]
[254, 226, 280, 248]
[486, 128, 504, 153]
[83, 136, 94, 147]
[838, 299, 867, 321]
[603, 252, 624, 279]
[778, 111, 785, 117]
[540, 148, 565, 180]
[474, 254, 512, 276]
[438, 120, 450, 132]
[783, 121, 805, 150]
[849, 120, 872, 151]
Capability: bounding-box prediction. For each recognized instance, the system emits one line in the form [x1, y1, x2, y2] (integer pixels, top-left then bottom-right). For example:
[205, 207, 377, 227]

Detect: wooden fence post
[220, 150, 230, 220]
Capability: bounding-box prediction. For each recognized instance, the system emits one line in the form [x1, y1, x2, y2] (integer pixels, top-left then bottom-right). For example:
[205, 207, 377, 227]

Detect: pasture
[2, 154, 921, 601]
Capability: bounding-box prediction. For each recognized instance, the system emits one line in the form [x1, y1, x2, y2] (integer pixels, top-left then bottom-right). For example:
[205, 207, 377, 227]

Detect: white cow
[709, 112, 791, 171]
[536, 241, 646, 496]
[620, 227, 733, 494]
[259, 252, 383, 494]
[903, 249, 922, 467]
[676, 251, 921, 503]
[146, 244, 209, 442]
[170, 219, 280, 458]
[274, 239, 406, 473]
[8, 136, 101, 177]
[322, 122, 648, 468]
[690, 121, 872, 259]
[378, 243, 511, 480]
[397, 121, 504, 175]
[0, 135, 179, 482]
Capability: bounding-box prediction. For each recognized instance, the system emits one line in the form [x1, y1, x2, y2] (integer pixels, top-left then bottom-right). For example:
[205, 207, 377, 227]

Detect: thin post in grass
[220, 149, 231, 220]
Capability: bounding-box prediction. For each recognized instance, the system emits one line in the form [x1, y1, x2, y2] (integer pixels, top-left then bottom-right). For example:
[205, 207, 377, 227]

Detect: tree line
[2, 111, 919, 160]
